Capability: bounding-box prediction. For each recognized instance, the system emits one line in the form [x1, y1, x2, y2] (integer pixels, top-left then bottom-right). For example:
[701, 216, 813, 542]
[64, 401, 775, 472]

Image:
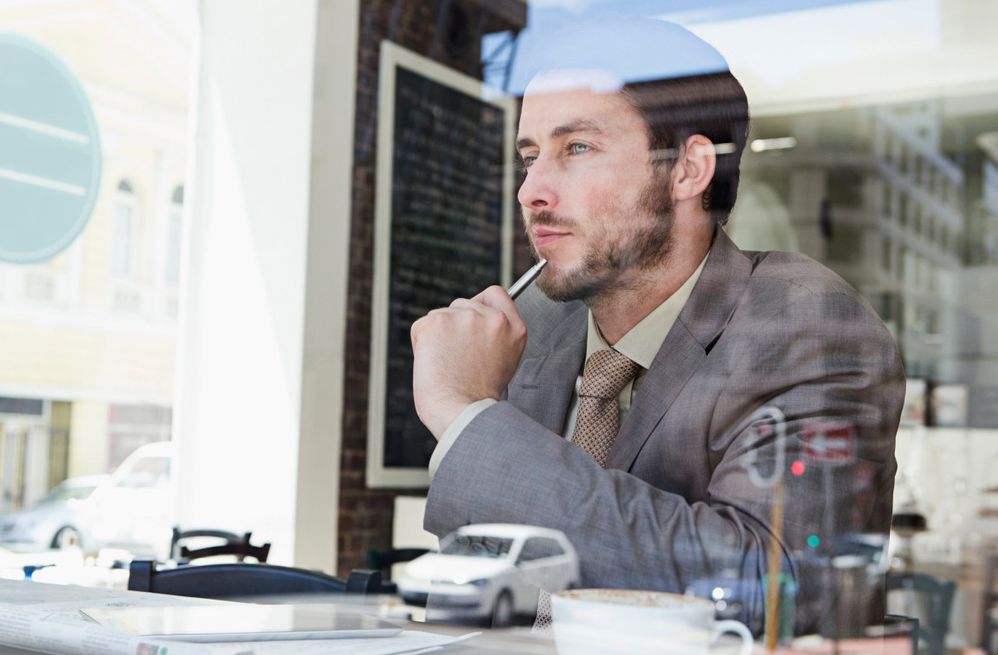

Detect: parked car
[0, 474, 108, 550]
[396, 524, 580, 626]
[0, 442, 174, 557]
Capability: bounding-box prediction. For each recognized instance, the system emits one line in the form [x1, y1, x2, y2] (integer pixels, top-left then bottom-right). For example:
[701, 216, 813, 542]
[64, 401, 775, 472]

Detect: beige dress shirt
[428, 255, 708, 478]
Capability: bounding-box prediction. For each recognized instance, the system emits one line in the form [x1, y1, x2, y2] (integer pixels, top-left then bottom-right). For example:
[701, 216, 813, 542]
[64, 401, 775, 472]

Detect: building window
[166, 185, 183, 286]
[112, 180, 137, 280]
[827, 224, 864, 263]
[827, 170, 863, 207]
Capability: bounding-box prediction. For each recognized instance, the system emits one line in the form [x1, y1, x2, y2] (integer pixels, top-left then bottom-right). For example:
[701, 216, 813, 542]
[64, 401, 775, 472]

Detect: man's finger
[449, 298, 488, 316]
[473, 285, 526, 335]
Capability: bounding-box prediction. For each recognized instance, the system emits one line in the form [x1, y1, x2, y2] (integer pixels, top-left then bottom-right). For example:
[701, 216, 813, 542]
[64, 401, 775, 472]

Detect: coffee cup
[550, 589, 754, 655]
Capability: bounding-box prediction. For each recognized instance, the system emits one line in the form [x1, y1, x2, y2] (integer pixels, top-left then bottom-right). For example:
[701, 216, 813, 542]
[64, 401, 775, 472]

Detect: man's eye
[568, 143, 591, 155]
[520, 155, 537, 169]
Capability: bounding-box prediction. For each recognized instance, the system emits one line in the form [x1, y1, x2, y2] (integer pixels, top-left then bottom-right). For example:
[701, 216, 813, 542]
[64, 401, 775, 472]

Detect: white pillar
[294, 0, 359, 572]
[174, 0, 357, 571]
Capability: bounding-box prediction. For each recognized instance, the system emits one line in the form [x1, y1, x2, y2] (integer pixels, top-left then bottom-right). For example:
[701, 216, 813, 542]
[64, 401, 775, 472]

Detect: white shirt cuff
[428, 398, 498, 479]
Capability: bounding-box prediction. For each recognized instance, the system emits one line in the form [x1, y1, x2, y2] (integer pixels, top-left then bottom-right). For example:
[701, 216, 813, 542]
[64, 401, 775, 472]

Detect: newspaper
[0, 581, 242, 655]
[0, 579, 477, 655]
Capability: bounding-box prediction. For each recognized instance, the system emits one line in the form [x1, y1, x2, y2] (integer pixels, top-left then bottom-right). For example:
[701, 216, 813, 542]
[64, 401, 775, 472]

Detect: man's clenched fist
[411, 285, 528, 438]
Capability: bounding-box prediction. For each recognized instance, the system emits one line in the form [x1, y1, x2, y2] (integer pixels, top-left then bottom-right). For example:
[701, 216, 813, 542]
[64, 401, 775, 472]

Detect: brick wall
[337, 0, 526, 576]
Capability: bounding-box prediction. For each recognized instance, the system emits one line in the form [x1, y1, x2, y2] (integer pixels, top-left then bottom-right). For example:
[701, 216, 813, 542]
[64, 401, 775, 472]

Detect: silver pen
[507, 259, 548, 299]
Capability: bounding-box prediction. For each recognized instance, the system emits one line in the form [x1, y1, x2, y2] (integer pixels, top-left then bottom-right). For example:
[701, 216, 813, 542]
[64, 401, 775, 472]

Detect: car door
[514, 537, 572, 613]
[520, 537, 579, 593]
[538, 536, 578, 590]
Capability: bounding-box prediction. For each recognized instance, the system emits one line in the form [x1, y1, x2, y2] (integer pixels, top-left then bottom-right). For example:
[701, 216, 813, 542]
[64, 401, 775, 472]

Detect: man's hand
[411, 285, 528, 439]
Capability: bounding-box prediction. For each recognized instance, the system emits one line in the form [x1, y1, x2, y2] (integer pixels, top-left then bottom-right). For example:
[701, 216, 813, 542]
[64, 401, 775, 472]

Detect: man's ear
[670, 134, 717, 203]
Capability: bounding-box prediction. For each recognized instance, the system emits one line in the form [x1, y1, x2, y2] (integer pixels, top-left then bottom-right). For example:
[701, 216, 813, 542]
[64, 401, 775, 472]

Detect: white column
[174, 0, 356, 571]
[294, 0, 359, 572]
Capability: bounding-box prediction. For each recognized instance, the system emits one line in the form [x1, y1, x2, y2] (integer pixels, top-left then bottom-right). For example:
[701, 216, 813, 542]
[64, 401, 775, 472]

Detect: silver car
[0, 441, 174, 556]
[0, 475, 109, 550]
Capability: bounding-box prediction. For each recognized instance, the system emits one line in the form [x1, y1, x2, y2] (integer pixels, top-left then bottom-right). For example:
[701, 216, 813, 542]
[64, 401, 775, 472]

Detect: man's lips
[531, 228, 571, 248]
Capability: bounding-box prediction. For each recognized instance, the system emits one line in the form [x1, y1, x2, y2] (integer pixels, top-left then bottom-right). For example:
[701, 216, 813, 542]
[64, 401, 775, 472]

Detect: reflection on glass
[0, 2, 994, 653]
[39, 480, 100, 505]
[440, 534, 514, 559]
[399, 3, 998, 652]
[0, 3, 190, 561]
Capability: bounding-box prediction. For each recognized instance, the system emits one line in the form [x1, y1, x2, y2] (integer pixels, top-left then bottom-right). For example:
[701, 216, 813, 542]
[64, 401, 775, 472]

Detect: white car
[0, 442, 174, 557]
[397, 524, 580, 626]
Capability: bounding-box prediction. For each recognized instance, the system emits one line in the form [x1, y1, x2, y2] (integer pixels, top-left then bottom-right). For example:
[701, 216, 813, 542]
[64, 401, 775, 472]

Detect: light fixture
[750, 136, 798, 153]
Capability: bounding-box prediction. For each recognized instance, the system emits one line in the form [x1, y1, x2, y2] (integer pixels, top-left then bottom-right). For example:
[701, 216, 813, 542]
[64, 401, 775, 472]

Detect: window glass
[517, 537, 566, 563]
[111, 181, 136, 281]
[2, 3, 996, 647]
[439, 534, 514, 559]
[39, 481, 99, 504]
[0, 3, 192, 558]
[166, 186, 183, 288]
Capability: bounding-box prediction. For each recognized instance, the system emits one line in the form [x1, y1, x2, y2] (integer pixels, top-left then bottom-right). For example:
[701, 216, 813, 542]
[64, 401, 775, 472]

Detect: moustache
[524, 210, 578, 231]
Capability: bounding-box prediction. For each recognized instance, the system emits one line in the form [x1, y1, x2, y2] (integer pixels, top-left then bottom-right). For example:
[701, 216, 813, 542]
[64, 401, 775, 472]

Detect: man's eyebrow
[516, 136, 537, 151]
[551, 119, 603, 139]
[516, 119, 604, 151]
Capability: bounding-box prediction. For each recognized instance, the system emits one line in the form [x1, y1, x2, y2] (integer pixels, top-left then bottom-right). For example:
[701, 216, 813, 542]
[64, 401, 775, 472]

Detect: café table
[2, 566, 922, 655]
[0, 573, 558, 655]
[202, 592, 561, 654]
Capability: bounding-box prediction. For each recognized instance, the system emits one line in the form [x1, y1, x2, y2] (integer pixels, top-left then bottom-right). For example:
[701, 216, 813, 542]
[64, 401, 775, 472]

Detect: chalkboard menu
[368, 41, 514, 488]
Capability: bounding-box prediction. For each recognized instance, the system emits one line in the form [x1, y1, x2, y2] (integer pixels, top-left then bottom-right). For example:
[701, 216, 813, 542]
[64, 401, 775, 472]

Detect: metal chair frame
[170, 527, 271, 563]
[886, 571, 956, 655]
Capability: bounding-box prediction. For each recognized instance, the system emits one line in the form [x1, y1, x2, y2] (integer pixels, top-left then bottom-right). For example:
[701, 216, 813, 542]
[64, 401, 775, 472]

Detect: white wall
[173, 0, 356, 571]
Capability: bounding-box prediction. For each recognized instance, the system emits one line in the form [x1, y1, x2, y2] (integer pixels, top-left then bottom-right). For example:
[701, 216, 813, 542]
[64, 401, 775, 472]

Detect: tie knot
[579, 349, 640, 400]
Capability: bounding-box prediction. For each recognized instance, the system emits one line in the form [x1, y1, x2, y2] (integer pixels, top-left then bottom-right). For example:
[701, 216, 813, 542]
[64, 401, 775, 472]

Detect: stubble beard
[528, 169, 675, 303]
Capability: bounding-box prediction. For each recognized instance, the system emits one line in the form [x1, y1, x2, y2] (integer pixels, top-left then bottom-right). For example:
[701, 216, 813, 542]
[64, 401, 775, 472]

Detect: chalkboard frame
[367, 41, 515, 488]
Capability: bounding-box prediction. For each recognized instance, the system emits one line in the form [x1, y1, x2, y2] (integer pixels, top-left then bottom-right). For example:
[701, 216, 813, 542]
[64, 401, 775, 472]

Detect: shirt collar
[585, 254, 709, 369]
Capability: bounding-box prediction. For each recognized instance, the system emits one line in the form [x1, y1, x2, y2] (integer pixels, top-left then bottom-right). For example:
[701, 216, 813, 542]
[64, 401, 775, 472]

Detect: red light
[791, 460, 806, 477]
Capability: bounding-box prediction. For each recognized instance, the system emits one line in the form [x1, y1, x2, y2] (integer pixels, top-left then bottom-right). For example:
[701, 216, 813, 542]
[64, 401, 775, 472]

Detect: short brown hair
[622, 71, 750, 226]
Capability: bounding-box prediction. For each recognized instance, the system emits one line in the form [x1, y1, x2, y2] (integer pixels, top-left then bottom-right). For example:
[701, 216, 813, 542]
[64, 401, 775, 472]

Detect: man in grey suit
[410, 19, 904, 633]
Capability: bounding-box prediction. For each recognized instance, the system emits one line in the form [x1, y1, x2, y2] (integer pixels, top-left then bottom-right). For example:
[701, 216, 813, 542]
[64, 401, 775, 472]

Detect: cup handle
[711, 619, 754, 655]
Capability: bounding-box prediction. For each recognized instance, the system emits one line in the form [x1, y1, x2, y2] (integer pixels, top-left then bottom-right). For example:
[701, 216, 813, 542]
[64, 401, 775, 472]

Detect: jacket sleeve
[423, 289, 904, 634]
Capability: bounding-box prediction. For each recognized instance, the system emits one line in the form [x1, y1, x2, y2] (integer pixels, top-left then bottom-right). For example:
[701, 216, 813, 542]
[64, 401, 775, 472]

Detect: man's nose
[517, 160, 558, 210]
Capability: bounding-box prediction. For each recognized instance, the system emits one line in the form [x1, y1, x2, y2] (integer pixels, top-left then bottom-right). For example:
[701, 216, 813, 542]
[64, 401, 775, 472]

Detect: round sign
[0, 33, 102, 264]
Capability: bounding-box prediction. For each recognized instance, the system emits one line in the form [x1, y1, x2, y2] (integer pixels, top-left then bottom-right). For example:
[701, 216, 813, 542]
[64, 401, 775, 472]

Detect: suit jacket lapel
[507, 302, 587, 433]
[606, 228, 753, 471]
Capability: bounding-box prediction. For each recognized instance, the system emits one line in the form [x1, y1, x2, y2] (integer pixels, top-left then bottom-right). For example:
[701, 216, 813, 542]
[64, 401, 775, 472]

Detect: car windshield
[440, 534, 514, 558]
[39, 483, 97, 504]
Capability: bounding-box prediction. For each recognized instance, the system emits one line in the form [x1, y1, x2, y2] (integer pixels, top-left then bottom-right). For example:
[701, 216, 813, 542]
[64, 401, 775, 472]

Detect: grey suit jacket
[424, 228, 905, 633]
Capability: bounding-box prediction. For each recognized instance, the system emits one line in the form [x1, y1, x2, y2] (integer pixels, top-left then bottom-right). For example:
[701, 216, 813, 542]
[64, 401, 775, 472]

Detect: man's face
[516, 85, 674, 302]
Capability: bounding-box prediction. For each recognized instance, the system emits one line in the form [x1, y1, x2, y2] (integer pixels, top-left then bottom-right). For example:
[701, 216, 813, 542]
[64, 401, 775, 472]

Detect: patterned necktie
[532, 348, 640, 634]
[570, 348, 641, 467]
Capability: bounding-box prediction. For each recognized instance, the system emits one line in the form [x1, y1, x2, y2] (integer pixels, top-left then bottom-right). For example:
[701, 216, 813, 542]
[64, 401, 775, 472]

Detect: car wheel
[52, 526, 83, 550]
[491, 590, 514, 627]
